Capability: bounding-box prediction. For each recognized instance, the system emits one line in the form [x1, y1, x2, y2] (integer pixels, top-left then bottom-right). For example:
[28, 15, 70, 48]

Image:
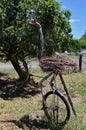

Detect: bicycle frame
[40, 72, 53, 100]
[40, 72, 64, 105]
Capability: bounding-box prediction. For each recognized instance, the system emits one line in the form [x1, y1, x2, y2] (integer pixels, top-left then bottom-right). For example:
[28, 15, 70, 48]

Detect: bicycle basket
[39, 54, 77, 74]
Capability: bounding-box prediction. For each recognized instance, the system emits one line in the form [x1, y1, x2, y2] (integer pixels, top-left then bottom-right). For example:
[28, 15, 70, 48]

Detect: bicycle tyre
[43, 90, 70, 125]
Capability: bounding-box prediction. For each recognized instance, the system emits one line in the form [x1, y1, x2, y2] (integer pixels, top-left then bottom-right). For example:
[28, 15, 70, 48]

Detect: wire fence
[70, 54, 86, 71]
[80, 55, 86, 71]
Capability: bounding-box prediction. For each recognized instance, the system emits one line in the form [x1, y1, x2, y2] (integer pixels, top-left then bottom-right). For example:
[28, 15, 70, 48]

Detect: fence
[78, 54, 86, 71]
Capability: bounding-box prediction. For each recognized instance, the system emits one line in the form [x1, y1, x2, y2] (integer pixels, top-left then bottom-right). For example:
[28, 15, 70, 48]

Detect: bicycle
[29, 18, 77, 125]
[37, 54, 77, 125]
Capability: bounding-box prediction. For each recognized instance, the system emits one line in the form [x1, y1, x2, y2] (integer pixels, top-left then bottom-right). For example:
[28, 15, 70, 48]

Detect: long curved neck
[36, 22, 44, 61]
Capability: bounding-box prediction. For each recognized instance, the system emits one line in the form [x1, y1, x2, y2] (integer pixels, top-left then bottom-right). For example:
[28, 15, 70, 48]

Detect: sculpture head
[29, 18, 37, 25]
[29, 18, 41, 28]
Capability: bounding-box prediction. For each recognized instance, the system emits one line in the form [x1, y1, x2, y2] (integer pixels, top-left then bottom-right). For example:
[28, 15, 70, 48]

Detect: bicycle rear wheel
[43, 90, 70, 125]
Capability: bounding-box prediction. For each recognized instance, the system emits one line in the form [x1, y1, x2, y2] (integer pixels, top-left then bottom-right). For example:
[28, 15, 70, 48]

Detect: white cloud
[69, 19, 80, 23]
[62, 5, 67, 9]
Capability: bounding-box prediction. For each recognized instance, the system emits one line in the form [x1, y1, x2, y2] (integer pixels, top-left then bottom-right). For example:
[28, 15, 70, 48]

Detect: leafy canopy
[0, 0, 78, 63]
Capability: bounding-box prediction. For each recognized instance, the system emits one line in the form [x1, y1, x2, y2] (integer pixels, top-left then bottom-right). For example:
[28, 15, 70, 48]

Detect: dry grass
[0, 67, 86, 130]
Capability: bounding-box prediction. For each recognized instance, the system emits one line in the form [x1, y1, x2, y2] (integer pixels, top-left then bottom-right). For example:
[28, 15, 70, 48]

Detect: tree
[0, 0, 74, 80]
[0, 0, 36, 80]
[34, 1, 73, 54]
[79, 32, 86, 49]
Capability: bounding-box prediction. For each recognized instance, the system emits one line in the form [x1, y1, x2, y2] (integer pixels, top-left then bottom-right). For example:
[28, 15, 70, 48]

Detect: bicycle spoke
[43, 91, 70, 124]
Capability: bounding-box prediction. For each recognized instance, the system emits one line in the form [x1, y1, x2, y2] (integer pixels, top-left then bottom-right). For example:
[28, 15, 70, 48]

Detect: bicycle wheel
[43, 90, 70, 125]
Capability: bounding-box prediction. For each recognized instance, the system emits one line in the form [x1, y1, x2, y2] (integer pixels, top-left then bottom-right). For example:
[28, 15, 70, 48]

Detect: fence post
[79, 54, 83, 72]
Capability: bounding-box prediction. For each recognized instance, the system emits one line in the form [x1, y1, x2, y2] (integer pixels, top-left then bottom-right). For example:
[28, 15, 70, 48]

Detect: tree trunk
[10, 57, 29, 80]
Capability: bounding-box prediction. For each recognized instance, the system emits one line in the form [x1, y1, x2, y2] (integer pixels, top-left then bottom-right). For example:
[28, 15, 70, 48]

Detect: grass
[0, 67, 86, 130]
[60, 72, 86, 130]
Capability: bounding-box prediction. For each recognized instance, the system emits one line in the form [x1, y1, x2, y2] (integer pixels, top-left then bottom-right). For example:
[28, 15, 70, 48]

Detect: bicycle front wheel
[43, 90, 70, 125]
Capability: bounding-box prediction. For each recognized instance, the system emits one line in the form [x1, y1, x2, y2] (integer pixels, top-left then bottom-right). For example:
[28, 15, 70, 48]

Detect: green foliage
[79, 32, 86, 49]
[0, 0, 35, 62]
[0, 0, 37, 79]
[68, 39, 80, 52]
[0, 0, 78, 63]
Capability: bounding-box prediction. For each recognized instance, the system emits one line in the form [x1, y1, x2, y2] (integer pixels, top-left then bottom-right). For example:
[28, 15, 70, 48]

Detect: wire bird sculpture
[29, 19, 77, 117]
[29, 19, 76, 74]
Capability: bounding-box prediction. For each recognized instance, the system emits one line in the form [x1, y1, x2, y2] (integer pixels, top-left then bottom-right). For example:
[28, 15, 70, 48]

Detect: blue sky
[57, 0, 86, 39]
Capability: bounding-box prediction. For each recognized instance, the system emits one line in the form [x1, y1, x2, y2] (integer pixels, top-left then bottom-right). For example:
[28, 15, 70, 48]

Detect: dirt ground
[0, 75, 50, 130]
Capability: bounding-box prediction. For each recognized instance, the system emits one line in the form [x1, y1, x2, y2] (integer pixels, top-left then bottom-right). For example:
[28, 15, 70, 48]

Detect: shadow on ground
[0, 114, 65, 130]
[0, 72, 8, 77]
[0, 74, 66, 130]
[0, 75, 40, 100]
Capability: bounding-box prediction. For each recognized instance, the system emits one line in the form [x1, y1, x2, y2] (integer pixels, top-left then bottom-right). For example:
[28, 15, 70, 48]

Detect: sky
[56, 0, 86, 39]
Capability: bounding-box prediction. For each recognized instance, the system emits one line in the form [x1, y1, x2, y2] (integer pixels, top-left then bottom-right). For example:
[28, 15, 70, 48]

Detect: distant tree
[79, 32, 86, 49]
[69, 39, 80, 52]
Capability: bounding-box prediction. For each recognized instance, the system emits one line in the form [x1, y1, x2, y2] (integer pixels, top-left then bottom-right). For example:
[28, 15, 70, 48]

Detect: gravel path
[0, 61, 39, 69]
[0, 57, 86, 69]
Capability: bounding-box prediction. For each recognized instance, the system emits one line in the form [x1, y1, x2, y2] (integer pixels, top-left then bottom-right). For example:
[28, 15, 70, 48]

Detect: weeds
[0, 68, 86, 129]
